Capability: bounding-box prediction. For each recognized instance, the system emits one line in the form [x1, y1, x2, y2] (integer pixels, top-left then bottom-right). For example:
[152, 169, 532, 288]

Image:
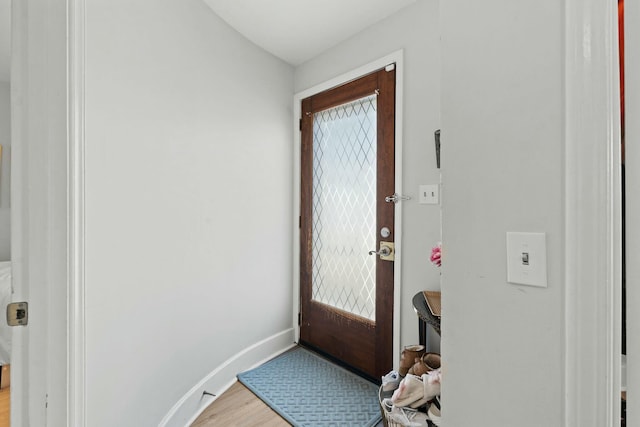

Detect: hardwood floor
[191, 381, 384, 427]
[191, 382, 290, 427]
[0, 387, 8, 427]
[0, 365, 9, 427]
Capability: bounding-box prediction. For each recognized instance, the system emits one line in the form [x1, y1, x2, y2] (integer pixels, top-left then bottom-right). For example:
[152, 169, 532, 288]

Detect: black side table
[412, 291, 441, 348]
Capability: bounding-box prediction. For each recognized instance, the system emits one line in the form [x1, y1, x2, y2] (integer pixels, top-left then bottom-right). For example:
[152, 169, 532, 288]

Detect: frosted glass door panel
[311, 95, 377, 321]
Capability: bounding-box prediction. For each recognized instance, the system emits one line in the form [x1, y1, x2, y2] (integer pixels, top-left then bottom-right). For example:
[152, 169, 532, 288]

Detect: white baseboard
[158, 328, 296, 427]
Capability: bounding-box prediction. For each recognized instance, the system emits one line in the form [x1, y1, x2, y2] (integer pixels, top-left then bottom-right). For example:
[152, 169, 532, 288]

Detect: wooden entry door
[299, 67, 396, 380]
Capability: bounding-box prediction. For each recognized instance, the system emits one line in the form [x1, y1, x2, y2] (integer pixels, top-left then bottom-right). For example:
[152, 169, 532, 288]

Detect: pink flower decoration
[430, 244, 441, 267]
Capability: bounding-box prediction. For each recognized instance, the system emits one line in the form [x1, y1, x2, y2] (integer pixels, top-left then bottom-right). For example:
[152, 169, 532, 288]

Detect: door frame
[625, 0, 639, 425]
[10, 0, 84, 425]
[292, 50, 404, 369]
[68, 0, 87, 424]
[564, 0, 622, 426]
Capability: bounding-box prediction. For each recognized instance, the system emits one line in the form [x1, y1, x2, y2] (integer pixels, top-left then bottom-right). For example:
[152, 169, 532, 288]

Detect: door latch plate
[7, 302, 28, 326]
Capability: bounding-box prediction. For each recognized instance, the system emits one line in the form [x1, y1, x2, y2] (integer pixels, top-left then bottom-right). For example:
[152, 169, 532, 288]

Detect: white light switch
[506, 232, 548, 287]
[419, 185, 439, 204]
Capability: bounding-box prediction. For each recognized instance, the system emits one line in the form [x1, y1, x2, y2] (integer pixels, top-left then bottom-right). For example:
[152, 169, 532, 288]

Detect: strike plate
[7, 302, 28, 326]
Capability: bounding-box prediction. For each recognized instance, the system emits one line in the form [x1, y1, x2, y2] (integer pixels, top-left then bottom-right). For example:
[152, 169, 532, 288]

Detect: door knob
[369, 246, 391, 256]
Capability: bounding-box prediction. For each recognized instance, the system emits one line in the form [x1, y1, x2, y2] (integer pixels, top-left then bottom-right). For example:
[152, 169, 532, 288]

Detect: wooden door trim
[375, 68, 396, 375]
[304, 71, 380, 114]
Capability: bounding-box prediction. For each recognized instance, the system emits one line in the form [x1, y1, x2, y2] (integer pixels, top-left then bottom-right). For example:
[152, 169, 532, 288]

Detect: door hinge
[299, 215, 302, 229]
[7, 302, 28, 326]
[298, 312, 302, 326]
[299, 118, 303, 131]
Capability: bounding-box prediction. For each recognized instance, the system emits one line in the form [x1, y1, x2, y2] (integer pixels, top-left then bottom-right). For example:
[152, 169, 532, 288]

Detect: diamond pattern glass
[311, 95, 377, 321]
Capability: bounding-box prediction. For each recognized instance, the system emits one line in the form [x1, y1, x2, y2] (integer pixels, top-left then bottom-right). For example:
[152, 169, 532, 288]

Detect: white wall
[294, 0, 442, 351]
[0, 82, 9, 261]
[440, 1, 564, 426]
[84, 1, 293, 425]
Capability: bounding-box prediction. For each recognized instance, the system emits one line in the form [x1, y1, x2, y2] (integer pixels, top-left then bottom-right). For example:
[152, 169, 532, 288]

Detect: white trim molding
[292, 50, 405, 368]
[564, 1, 622, 426]
[68, 0, 87, 425]
[159, 329, 295, 427]
[624, 1, 640, 426]
[9, 1, 28, 424]
[11, 0, 74, 425]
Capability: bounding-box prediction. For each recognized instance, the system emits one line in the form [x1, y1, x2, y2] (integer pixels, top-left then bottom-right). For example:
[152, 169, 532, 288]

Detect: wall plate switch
[506, 232, 548, 287]
[419, 184, 439, 204]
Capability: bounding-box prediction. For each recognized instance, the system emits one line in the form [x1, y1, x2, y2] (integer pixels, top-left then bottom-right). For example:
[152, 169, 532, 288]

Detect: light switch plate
[506, 232, 548, 287]
[419, 184, 439, 204]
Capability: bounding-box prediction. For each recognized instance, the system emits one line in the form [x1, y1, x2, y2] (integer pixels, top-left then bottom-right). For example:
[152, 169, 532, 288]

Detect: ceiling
[0, 0, 418, 80]
[203, 0, 417, 66]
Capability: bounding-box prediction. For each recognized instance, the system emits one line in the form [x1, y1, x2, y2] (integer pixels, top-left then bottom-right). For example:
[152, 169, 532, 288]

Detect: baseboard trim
[158, 328, 296, 427]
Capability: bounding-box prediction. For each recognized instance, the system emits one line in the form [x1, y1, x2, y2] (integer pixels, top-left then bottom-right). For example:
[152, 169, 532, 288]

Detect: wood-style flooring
[191, 382, 290, 427]
[0, 387, 8, 427]
[191, 380, 384, 427]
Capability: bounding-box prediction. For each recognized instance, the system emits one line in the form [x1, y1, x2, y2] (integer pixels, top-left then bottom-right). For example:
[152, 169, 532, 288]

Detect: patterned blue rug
[237, 347, 381, 427]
